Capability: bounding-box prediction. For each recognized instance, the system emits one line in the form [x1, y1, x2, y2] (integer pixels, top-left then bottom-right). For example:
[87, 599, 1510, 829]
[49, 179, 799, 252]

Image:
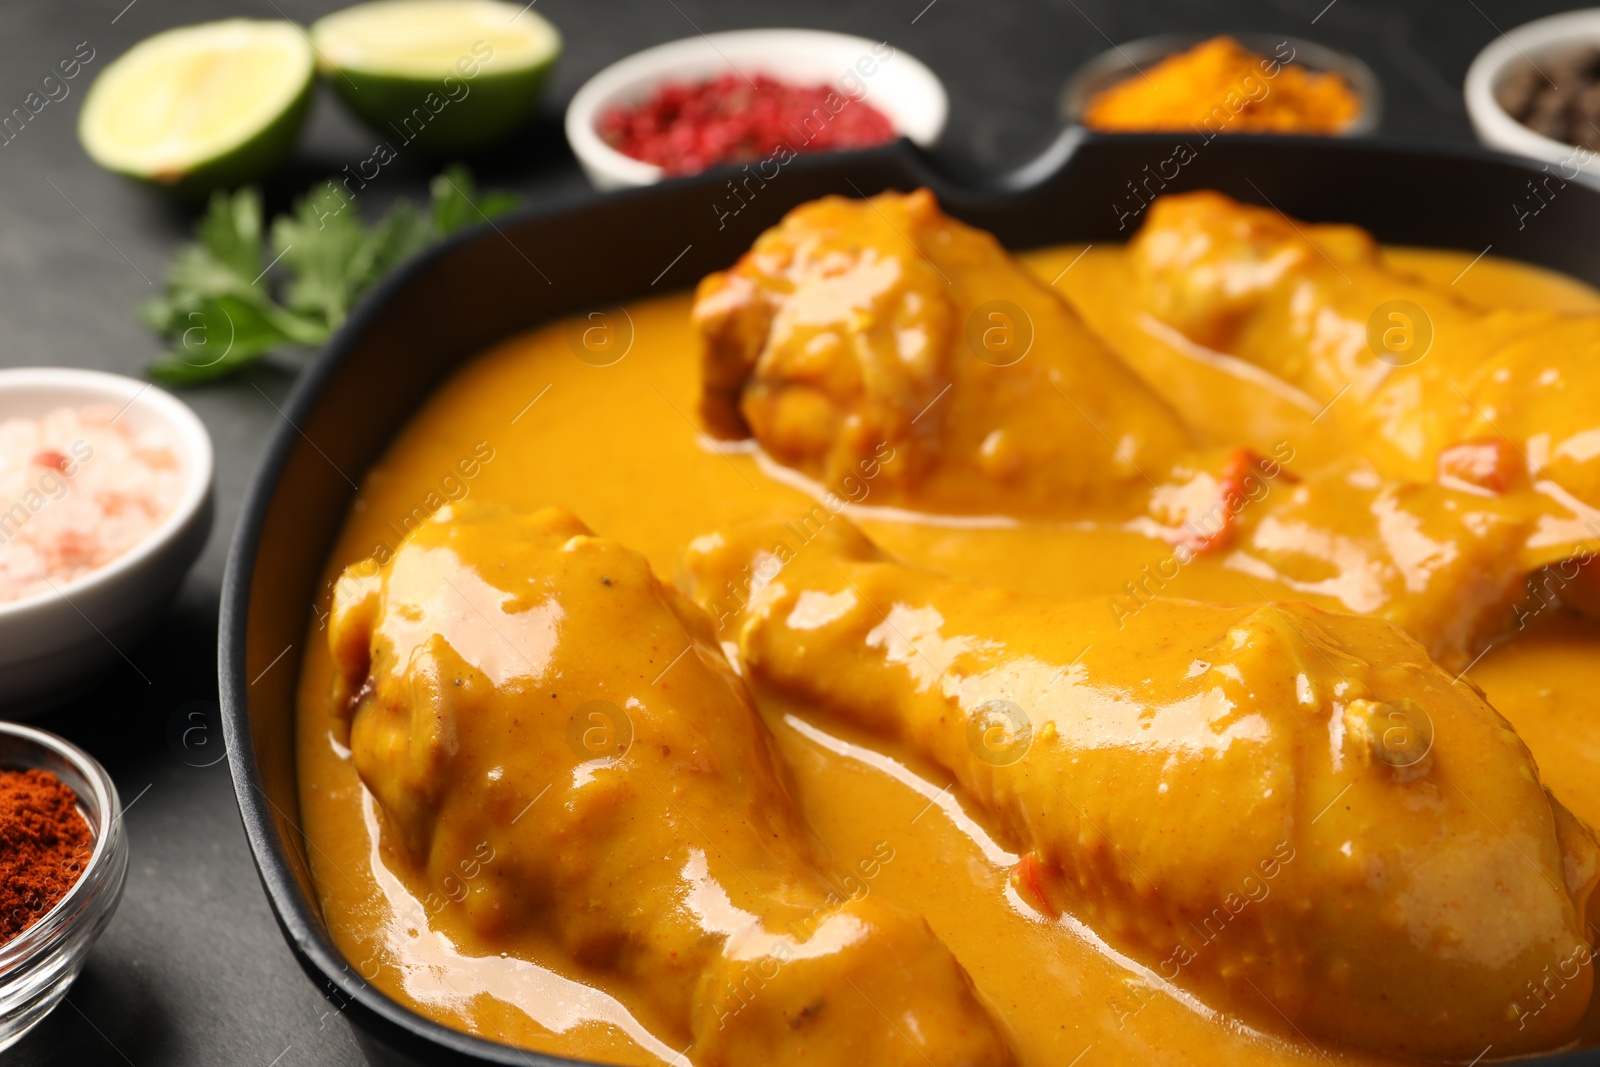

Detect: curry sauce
[295, 229, 1600, 1066]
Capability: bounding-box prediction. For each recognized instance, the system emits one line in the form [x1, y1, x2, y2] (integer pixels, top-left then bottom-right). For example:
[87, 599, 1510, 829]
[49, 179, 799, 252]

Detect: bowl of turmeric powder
[1061, 34, 1379, 137]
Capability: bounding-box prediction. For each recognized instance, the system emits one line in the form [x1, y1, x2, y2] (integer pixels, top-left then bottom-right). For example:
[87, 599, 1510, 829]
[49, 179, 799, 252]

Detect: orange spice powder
[1082, 36, 1361, 135]
[0, 768, 93, 943]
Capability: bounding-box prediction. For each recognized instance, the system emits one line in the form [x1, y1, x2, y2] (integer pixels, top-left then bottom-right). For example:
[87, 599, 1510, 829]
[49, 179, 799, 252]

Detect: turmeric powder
[1082, 36, 1361, 135]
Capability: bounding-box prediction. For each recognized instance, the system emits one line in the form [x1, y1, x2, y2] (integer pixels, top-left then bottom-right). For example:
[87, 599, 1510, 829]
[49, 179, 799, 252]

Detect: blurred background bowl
[1059, 32, 1382, 136]
[0, 369, 213, 714]
[564, 28, 948, 189]
[1465, 8, 1600, 178]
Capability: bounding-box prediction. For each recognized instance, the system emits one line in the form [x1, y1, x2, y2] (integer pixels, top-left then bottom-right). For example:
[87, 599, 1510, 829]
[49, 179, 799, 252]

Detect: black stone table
[0, 0, 1579, 1062]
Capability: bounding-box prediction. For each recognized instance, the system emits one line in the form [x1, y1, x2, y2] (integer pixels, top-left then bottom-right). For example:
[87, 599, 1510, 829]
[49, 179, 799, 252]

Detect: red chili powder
[598, 73, 897, 176]
[0, 768, 93, 943]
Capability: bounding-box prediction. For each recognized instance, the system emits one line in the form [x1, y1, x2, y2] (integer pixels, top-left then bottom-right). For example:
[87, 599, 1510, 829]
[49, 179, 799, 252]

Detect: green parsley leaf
[272, 183, 368, 333]
[148, 294, 309, 385]
[360, 199, 436, 282]
[196, 185, 267, 280]
[142, 166, 521, 385]
[430, 163, 521, 236]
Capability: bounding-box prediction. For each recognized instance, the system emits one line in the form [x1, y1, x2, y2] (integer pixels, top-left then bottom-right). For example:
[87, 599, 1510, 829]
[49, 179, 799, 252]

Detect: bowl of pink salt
[0, 368, 213, 712]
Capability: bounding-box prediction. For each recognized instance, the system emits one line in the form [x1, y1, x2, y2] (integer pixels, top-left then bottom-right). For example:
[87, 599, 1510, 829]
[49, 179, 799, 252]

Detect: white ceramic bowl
[565, 28, 948, 189]
[0, 368, 214, 713]
[1465, 8, 1600, 177]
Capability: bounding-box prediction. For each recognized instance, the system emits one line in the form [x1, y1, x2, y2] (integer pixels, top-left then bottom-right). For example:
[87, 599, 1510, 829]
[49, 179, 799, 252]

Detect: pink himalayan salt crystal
[0, 404, 183, 605]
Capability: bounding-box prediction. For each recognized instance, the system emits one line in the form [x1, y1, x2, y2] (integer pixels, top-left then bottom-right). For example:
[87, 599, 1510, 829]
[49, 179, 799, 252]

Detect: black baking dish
[219, 130, 1600, 1067]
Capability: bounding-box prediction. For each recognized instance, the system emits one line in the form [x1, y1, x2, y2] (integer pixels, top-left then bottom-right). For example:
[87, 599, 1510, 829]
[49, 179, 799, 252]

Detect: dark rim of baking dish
[220, 135, 952, 1067]
[221, 129, 1600, 1066]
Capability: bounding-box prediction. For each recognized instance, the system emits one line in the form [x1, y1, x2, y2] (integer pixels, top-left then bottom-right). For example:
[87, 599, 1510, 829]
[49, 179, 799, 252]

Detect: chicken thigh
[685, 513, 1600, 1059]
[327, 502, 1014, 1067]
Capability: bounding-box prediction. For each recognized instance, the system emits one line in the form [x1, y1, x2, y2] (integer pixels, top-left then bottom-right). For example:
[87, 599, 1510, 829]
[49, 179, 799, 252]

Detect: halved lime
[311, 0, 561, 153]
[79, 20, 315, 198]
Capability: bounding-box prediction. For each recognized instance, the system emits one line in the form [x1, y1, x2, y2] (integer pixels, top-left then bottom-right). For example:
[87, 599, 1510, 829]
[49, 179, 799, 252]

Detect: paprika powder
[0, 767, 93, 944]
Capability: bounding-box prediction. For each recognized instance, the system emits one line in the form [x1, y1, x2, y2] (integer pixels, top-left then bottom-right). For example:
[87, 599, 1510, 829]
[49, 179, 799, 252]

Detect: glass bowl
[1059, 32, 1382, 136]
[0, 722, 128, 1053]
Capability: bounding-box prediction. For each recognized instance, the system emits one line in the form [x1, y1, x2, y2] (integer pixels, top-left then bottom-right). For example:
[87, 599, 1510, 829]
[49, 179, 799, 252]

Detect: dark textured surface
[0, 1, 1583, 1063]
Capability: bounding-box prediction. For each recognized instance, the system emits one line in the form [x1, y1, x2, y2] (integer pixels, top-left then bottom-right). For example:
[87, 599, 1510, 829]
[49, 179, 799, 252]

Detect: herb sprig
[143, 165, 520, 385]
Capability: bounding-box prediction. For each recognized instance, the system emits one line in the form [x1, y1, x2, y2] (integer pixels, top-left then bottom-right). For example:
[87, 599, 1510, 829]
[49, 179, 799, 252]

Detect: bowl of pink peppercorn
[564, 28, 948, 189]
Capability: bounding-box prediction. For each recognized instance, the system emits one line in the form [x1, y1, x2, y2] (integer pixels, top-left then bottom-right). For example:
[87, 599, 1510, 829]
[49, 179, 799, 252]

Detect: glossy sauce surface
[295, 243, 1600, 1065]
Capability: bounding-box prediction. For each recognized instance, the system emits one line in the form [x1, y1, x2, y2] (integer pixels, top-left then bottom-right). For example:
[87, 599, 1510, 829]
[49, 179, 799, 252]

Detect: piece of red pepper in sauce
[1011, 851, 1060, 919]
[1437, 438, 1525, 494]
[1181, 447, 1297, 555]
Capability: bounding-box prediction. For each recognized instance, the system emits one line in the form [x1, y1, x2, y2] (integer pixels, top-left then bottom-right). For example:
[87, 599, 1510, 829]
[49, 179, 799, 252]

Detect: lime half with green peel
[79, 20, 315, 198]
[311, 0, 561, 154]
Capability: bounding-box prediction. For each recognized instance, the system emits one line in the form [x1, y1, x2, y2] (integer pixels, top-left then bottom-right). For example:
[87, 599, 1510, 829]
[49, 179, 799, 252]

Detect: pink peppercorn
[597, 73, 897, 175]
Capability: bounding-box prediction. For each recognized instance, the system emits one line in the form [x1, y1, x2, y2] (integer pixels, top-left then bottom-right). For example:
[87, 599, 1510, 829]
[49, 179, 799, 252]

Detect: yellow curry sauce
[295, 241, 1600, 1066]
